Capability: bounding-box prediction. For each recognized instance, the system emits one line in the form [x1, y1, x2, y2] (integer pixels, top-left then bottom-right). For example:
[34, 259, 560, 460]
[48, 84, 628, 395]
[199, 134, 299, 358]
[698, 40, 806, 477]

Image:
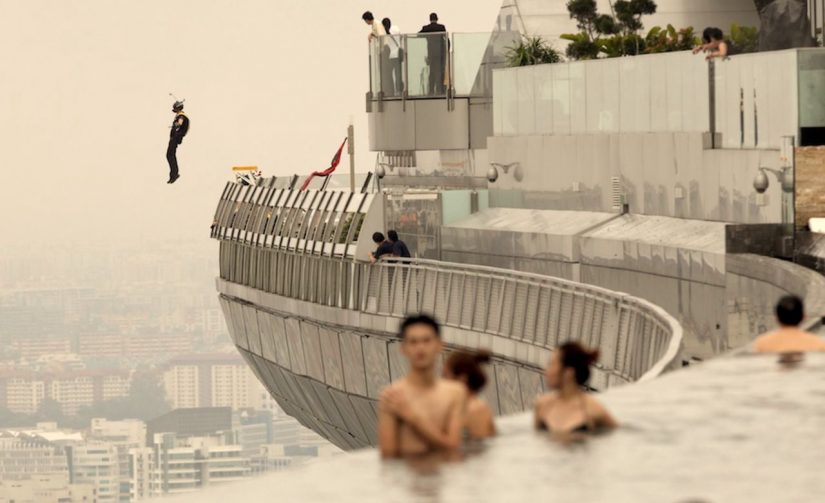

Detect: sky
[0, 0, 501, 250]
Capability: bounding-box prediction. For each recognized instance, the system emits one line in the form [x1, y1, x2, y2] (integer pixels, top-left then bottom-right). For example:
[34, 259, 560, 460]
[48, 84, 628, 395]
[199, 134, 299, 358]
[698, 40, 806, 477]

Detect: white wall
[494, 51, 710, 137]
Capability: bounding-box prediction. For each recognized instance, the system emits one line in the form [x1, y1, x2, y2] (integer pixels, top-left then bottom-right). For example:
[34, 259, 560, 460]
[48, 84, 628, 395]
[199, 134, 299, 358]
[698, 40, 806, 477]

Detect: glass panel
[369, 38, 381, 96]
[406, 33, 448, 97]
[452, 33, 490, 96]
[378, 35, 404, 98]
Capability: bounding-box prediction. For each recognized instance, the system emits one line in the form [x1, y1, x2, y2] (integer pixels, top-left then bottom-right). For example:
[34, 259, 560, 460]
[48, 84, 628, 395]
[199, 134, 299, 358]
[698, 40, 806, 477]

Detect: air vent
[611, 176, 623, 211]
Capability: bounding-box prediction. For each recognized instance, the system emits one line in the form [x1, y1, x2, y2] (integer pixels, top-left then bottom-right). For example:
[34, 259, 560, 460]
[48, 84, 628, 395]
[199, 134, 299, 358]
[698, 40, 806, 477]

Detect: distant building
[65, 442, 120, 503]
[0, 434, 69, 480]
[132, 432, 251, 498]
[0, 473, 95, 503]
[88, 418, 147, 502]
[162, 354, 275, 410]
[0, 370, 131, 416]
[146, 407, 235, 442]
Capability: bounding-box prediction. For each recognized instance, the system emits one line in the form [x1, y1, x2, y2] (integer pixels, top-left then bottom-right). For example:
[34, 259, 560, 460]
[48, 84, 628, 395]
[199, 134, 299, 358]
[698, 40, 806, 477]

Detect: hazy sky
[0, 0, 501, 249]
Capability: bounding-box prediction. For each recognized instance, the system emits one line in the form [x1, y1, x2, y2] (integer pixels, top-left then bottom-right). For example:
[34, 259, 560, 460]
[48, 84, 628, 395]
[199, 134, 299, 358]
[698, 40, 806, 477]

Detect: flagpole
[347, 121, 355, 193]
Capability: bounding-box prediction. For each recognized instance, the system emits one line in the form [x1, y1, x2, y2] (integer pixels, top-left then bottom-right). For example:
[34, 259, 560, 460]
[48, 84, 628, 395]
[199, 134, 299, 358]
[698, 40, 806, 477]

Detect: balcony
[366, 31, 518, 152]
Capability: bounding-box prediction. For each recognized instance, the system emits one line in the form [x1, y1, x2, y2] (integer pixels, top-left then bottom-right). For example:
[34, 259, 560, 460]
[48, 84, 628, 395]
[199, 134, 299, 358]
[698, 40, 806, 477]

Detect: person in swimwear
[752, 295, 825, 354]
[379, 315, 467, 458]
[443, 350, 496, 439]
[534, 342, 617, 435]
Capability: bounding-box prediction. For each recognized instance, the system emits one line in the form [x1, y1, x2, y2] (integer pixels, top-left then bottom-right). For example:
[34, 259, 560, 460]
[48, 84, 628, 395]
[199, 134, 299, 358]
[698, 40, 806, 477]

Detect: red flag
[300, 137, 348, 191]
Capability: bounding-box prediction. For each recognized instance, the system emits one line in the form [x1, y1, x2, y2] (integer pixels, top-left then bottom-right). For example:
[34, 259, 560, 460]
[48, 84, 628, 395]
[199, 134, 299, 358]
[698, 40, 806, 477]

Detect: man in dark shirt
[370, 232, 395, 263]
[418, 13, 447, 96]
[167, 100, 190, 184]
[388, 230, 411, 260]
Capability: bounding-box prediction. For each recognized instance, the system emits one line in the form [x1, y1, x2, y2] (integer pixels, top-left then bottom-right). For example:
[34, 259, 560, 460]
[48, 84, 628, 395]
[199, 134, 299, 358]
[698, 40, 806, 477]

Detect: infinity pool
[165, 352, 825, 502]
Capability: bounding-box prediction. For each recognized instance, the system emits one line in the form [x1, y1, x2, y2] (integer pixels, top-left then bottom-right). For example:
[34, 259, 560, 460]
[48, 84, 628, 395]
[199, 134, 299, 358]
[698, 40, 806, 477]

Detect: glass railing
[368, 31, 519, 100]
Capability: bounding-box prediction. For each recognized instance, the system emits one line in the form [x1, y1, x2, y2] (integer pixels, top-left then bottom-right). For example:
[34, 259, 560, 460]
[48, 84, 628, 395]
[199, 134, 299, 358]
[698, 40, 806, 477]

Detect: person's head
[702, 27, 724, 44]
[443, 350, 490, 394]
[776, 295, 805, 327]
[381, 18, 392, 34]
[429, 12, 438, 23]
[400, 314, 442, 371]
[372, 232, 385, 244]
[387, 230, 399, 242]
[172, 101, 184, 113]
[546, 342, 599, 390]
[362, 11, 374, 25]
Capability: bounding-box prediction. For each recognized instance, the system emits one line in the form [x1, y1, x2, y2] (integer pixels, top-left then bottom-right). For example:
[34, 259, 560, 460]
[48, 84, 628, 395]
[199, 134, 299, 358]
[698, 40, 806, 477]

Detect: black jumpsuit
[167, 113, 190, 180]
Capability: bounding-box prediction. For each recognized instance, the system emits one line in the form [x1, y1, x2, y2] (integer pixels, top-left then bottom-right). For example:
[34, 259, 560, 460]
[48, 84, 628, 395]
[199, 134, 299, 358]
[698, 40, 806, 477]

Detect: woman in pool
[534, 342, 618, 435]
[443, 350, 496, 439]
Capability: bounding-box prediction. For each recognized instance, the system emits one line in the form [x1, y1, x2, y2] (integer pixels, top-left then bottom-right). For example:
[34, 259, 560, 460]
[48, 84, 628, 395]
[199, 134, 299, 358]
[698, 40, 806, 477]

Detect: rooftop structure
[208, 1, 825, 498]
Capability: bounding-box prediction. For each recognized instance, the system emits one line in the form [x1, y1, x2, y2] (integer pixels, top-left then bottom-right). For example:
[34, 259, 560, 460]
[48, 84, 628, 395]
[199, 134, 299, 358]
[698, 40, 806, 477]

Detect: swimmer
[379, 315, 467, 458]
[753, 295, 825, 354]
[534, 342, 618, 435]
[443, 350, 496, 440]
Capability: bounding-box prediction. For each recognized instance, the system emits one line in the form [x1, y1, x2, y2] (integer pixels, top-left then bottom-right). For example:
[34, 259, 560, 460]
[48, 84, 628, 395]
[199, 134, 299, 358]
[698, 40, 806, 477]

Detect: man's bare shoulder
[437, 379, 466, 398]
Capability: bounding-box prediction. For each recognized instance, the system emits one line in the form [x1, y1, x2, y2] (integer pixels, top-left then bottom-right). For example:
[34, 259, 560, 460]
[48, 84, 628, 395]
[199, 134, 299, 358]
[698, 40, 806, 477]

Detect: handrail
[217, 240, 684, 385]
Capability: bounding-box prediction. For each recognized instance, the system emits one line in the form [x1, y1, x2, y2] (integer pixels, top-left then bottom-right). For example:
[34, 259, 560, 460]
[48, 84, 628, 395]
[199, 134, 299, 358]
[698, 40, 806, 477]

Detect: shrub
[506, 35, 564, 66]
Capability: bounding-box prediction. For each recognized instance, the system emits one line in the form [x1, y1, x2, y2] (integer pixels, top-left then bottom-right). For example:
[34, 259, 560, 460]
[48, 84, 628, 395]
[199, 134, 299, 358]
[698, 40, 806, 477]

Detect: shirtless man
[753, 295, 825, 353]
[378, 314, 467, 458]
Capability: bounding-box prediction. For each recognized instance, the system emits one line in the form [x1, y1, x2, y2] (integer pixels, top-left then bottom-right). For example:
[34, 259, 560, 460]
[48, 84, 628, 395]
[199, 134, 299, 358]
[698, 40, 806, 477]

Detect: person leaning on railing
[693, 27, 728, 61]
[369, 232, 395, 264]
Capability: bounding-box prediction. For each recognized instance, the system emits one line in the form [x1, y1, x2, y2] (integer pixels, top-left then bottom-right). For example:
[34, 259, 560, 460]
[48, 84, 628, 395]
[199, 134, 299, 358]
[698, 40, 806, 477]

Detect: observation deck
[210, 182, 682, 450]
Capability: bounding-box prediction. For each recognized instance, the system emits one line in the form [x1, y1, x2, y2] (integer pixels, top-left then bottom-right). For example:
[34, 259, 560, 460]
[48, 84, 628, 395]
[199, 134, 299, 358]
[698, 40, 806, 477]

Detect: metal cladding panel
[284, 317, 308, 376]
[228, 301, 249, 350]
[338, 331, 368, 397]
[494, 363, 523, 416]
[349, 395, 379, 445]
[268, 315, 291, 369]
[279, 366, 316, 419]
[518, 367, 544, 411]
[319, 326, 345, 390]
[257, 311, 279, 364]
[328, 387, 369, 443]
[361, 336, 391, 399]
[300, 321, 326, 382]
[242, 305, 262, 356]
[414, 99, 470, 150]
[387, 341, 409, 382]
[308, 380, 347, 434]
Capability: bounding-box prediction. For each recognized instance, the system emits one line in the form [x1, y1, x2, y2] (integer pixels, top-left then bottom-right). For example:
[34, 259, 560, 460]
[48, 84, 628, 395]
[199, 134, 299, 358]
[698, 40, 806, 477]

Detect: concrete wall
[487, 131, 784, 223]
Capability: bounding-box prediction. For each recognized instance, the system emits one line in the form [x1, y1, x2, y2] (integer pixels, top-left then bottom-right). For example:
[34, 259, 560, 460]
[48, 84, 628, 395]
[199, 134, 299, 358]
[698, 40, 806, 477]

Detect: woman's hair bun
[474, 349, 492, 364]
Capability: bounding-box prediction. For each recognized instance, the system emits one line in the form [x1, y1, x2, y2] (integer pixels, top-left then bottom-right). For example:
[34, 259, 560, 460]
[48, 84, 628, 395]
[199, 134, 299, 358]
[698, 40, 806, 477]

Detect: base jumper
[167, 100, 189, 184]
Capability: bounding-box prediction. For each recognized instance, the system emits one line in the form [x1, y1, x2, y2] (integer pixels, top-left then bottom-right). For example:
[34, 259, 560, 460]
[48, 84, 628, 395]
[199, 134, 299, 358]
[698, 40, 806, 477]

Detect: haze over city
[0, 0, 499, 248]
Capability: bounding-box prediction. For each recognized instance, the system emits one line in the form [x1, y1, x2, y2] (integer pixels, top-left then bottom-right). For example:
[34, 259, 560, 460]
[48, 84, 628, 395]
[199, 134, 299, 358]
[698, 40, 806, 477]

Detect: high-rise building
[88, 419, 147, 502]
[162, 354, 275, 411]
[65, 442, 120, 503]
[0, 370, 131, 416]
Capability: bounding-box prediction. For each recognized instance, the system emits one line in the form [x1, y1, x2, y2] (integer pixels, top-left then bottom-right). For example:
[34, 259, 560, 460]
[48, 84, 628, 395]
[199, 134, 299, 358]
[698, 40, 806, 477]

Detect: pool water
[164, 352, 825, 503]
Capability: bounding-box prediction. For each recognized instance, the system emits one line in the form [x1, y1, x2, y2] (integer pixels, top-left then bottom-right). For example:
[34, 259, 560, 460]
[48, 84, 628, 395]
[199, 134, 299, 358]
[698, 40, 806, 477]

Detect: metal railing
[218, 241, 683, 385]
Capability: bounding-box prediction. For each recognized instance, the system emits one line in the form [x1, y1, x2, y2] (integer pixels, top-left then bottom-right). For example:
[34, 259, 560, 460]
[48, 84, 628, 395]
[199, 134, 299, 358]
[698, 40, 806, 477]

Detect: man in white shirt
[362, 11, 386, 41]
